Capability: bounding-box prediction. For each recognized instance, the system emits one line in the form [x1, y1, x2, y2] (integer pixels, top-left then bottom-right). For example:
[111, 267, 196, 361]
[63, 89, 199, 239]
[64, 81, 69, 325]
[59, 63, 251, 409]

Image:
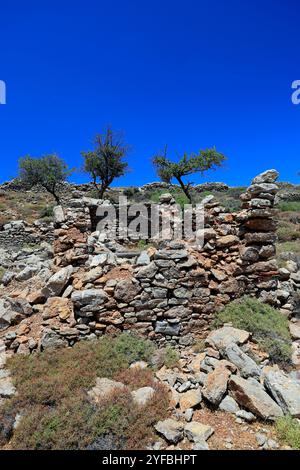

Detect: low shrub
[275, 415, 300, 450]
[214, 297, 292, 364]
[278, 201, 300, 212]
[39, 205, 54, 218]
[1, 333, 168, 450]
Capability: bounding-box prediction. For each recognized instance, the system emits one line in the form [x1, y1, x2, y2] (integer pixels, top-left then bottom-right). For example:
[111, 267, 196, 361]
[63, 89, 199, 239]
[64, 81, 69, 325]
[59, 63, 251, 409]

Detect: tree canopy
[153, 146, 226, 203]
[82, 127, 130, 199]
[19, 154, 72, 204]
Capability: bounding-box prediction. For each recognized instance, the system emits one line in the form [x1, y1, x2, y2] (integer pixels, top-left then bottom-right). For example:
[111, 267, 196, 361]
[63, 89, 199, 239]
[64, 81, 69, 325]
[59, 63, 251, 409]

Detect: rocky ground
[0, 174, 300, 450]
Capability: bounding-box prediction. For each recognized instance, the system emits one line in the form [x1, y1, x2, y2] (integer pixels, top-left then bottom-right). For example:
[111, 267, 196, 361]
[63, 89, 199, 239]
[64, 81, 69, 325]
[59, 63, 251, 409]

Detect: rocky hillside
[0, 171, 300, 450]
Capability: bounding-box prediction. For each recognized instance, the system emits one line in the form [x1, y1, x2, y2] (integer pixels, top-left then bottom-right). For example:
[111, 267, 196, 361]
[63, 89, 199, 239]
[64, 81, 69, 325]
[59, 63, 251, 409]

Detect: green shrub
[39, 205, 54, 219]
[276, 241, 300, 256]
[162, 346, 180, 368]
[123, 187, 140, 198]
[1, 333, 168, 450]
[278, 201, 300, 212]
[214, 297, 292, 364]
[276, 415, 300, 449]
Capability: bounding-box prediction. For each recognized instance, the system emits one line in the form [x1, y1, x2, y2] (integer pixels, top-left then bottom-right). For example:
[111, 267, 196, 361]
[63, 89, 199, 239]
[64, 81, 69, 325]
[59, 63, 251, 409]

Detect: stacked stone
[238, 170, 280, 302]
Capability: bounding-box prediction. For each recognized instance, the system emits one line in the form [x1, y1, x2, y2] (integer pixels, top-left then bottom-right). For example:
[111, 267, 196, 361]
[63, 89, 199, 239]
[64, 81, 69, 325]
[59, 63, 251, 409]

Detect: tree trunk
[176, 176, 192, 204]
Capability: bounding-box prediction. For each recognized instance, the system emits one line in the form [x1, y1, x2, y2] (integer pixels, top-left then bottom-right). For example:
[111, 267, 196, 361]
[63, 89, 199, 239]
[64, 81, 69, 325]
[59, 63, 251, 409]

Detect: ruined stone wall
[50, 170, 286, 346]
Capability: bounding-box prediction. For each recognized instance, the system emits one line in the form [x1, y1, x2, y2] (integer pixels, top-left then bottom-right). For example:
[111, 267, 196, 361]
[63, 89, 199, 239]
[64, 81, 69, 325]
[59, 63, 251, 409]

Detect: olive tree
[153, 146, 226, 203]
[82, 127, 130, 199]
[19, 154, 72, 204]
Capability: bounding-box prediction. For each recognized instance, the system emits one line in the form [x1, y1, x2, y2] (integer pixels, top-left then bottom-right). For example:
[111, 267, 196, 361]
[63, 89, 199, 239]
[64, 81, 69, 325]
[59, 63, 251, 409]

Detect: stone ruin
[48, 169, 295, 347]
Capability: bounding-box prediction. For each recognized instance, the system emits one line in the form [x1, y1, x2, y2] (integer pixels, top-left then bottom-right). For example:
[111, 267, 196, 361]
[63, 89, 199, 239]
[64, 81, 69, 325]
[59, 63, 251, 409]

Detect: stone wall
[49, 170, 291, 346]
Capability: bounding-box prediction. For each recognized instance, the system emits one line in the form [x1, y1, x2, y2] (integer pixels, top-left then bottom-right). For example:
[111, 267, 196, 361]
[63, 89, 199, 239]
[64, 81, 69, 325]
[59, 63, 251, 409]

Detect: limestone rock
[179, 389, 202, 412]
[88, 378, 125, 404]
[202, 366, 231, 405]
[42, 266, 73, 298]
[223, 343, 261, 379]
[131, 386, 155, 406]
[114, 279, 141, 303]
[263, 366, 300, 417]
[206, 326, 250, 350]
[219, 395, 240, 413]
[184, 421, 214, 442]
[229, 376, 283, 420]
[154, 419, 184, 444]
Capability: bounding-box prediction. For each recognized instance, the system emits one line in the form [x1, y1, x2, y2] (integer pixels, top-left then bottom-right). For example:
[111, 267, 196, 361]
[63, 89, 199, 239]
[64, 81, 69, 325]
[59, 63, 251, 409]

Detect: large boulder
[223, 343, 261, 379]
[251, 170, 279, 184]
[263, 366, 300, 417]
[131, 386, 155, 406]
[202, 366, 231, 405]
[229, 376, 283, 420]
[42, 266, 73, 298]
[206, 326, 250, 350]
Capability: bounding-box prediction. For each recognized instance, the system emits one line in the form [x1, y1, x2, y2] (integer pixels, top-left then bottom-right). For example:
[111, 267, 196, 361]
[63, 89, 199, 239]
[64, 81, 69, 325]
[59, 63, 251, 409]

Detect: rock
[206, 326, 250, 350]
[154, 419, 184, 444]
[155, 321, 180, 336]
[88, 378, 125, 404]
[216, 235, 239, 248]
[192, 441, 209, 450]
[185, 408, 194, 422]
[252, 170, 279, 184]
[89, 253, 107, 267]
[159, 193, 175, 204]
[202, 366, 231, 405]
[289, 322, 300, 340]
[114, 280, 141, 303]
[255, 433, 267, 446]
[262, 366, 300, 417]
[53, 205, 65, 223]
[71, 289, 109, 312]
[16, 265, 39, 281]
[179, 389, 202, 411]
[136, 251, 150, 266]
[42, 297, 73, 320]
[130, 361, 148, 370]
[0, 299, 23, 330]
[219, 395, 240, 413]
[41, 330, 68, 350]
[42, 266, 73, 298]
[184, 422, 214, 442]
[136, 262, 158, 279]
[223, 343, 261, 379]
[0, 376, 16, 398]
[235, 410, 256, 422]
[229, 376, 283, 420]
[131, 387, 155, 406]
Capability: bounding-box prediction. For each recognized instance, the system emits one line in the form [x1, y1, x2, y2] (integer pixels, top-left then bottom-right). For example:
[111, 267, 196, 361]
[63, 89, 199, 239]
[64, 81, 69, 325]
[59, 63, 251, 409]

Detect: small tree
[19, 154, 72, 204]
[153, 146, 226, 203]
[82, 127, 130, 199]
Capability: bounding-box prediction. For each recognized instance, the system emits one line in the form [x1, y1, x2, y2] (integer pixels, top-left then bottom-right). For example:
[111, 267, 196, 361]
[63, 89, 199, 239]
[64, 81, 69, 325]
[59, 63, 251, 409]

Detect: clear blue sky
[0, 0, 300, 186]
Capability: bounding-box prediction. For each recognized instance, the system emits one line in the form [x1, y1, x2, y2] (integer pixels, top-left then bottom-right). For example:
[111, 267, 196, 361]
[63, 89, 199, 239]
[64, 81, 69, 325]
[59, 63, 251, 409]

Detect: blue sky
[0, 0, 299, 186]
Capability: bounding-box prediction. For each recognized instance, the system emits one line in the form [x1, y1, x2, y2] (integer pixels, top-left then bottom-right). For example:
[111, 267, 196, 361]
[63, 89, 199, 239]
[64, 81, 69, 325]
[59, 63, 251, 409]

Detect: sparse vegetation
[276, 415, 300, 449]
[82, 127, 130, 199]
[152, 146, 226, 203]
[214, 297, 292, 364]
[0, 333, 168, 450]
[19, 154, 73, 204]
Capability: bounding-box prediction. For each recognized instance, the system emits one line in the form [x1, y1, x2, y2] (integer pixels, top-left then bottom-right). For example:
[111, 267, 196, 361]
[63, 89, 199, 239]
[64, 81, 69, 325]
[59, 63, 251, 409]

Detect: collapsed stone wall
[48, 170, 292, 347]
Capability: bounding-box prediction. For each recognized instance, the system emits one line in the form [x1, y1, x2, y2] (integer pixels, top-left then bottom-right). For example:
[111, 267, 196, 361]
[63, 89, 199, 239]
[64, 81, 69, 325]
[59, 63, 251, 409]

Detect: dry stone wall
[48, 170, 290, 347]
